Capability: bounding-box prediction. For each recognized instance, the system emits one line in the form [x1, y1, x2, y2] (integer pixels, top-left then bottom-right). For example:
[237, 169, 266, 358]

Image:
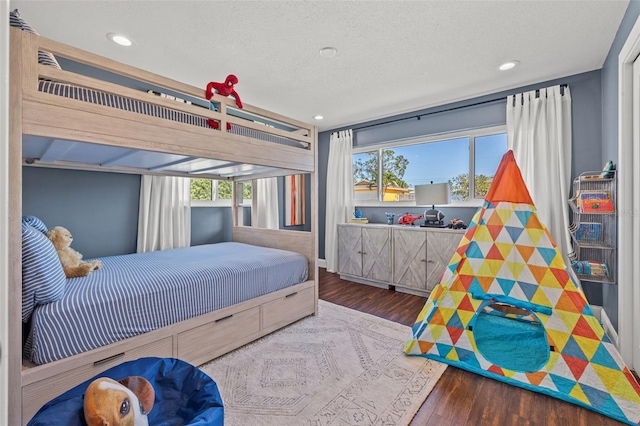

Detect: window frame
[352, 125, 507, 207]
[191, 179, 253, 208]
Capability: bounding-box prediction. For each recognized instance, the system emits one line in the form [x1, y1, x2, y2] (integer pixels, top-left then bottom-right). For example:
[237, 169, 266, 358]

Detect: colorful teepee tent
[404, 151, 640, 425]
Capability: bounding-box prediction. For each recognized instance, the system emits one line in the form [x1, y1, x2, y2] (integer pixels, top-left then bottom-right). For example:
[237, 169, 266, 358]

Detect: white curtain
[325, 129, 354, 272]
[137, 175, 191, 252]
[507, 85, 572, 260]
[256, 177, 279, 229]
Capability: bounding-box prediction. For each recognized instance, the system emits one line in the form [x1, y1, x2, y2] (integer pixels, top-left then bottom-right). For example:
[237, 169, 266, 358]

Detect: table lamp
[415, 182, 450, 228]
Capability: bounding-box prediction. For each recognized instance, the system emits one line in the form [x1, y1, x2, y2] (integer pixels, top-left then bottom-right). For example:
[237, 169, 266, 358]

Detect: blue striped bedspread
[24, 242, 308, 365]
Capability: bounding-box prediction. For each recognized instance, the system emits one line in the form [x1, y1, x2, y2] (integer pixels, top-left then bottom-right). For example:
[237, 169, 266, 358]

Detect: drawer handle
[285, 292, 298, 298]
[215, 314, 234, 323]
[421, 259, 426, 262]
[94, 352, 125, 367]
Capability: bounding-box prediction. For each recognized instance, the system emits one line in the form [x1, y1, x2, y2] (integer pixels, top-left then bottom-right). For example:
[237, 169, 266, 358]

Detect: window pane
[390, 138, 470, 202]
[218, 181, 232, 199]
[353, 151, 379, 201]
[191, 178, 212, 201]
[243, 182, 252, 199]
[474, 133, 508, 199]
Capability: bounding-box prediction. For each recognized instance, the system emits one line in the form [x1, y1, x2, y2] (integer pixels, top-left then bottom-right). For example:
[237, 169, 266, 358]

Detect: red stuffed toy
[205, 74, 243, 130]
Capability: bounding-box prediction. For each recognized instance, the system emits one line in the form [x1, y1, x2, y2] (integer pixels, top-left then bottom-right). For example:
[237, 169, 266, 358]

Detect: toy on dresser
[398, 213, 422, 226]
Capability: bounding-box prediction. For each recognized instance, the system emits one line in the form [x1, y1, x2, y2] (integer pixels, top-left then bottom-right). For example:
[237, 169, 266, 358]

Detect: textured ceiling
[10, 0, 629, 131]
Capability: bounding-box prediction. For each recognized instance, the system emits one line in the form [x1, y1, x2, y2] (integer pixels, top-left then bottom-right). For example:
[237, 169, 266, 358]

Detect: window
[190, 179, 252, 206]
[352, 127, 507, 204]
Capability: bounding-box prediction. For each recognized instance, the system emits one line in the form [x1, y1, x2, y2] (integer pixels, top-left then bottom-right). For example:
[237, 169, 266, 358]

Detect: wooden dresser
[337, 224, 465, 296]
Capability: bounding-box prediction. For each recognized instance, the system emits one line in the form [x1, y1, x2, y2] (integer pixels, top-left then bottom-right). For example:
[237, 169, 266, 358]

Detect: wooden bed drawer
[22, 336, 173, 424]
[262, 286, 315, 331]
[177, 305, 260, 365]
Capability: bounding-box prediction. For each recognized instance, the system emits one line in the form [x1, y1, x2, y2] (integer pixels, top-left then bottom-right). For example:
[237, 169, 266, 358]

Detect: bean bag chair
[27, 357, 224, 426]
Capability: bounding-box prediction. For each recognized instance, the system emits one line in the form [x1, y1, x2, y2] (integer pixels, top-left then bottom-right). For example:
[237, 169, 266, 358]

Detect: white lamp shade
[415, 182, 451, 206]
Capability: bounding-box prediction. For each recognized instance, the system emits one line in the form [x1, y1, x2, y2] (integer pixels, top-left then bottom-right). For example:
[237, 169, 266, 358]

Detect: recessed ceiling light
[319, 47, 337, 58]
[314, 115, 324, 120]
[499, 60, 520, 71]
[107, 33, 134, 47]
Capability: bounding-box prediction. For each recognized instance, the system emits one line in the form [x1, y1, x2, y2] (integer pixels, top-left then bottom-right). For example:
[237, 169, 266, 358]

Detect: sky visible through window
[353, 133, 507, 201]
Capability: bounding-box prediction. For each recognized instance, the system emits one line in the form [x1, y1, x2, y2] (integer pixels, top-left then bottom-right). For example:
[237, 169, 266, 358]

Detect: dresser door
[426, 231, 464, 291]
[393, 229, 427, 290]
[338, 225, 363, 277]
[362, 227, 391, 282]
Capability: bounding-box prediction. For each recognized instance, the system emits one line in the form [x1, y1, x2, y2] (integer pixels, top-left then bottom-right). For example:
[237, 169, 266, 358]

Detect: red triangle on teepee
[486, 244, 505, 260]
[457, 294, 476, 312]
[485, 150, 534, 204]
[447, 326, 465, 344]
[486, 225, 503, 241]
[566, 290, 588, 314]
[624, 367, 640, 395]
[488, 365, 505, 376]
[572, 315, 600, 340]
[550, 267, 571, 288]
[562, 354, 589, 380]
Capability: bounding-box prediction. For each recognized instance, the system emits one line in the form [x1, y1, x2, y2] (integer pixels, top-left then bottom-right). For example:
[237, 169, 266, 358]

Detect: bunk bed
[8, 27, 318, 425]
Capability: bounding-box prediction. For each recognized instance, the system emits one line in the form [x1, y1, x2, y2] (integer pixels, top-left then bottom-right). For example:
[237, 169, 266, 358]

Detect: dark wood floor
[318, 268, 625, 426]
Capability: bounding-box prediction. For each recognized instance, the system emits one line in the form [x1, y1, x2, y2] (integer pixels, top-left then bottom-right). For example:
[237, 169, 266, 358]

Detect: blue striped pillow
[22, 216, 48, 233]
[9, 9, 62, 70]
[22, 223, 66, 322]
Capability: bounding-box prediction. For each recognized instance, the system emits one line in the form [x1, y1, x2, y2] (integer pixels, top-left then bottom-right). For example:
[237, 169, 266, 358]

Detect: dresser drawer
[22, 336, 173, 424]
[262, 286, 315, 331]
[177, 306, 260, 365]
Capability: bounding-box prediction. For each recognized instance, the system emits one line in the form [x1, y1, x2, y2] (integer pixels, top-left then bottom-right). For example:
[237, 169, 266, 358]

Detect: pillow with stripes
[22, 223, 66, 322]
[9, 9, 62, 70]
[22, 215, 48, 234]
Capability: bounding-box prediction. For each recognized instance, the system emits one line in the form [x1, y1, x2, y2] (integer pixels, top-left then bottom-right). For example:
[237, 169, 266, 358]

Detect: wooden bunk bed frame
[9, 28, 318, 425]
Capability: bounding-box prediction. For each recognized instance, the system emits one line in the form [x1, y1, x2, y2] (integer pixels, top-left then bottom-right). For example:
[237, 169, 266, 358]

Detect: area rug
[200, 300, 447, 426]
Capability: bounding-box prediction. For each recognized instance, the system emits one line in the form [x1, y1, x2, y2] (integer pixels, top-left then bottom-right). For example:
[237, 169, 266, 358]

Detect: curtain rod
[349, 84, 568, 133]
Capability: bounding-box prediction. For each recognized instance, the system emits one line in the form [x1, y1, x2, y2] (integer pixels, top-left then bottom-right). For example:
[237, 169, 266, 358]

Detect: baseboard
[318, 259, 326, 269]
[591, 305, 619, 347]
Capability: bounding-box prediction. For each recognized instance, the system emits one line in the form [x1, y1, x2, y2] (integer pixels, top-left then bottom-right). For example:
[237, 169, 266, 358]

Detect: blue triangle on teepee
[468, 277, 485, 296]
[497, 278, 516, 295]
[581, 383, 615, 409]
[599, 393, 627, 418]
[562, 336, 589, 361]
[466, 241, 484, 259]
[447, 311, 463, 329]
[456, 347, 480, 366]
[590, 343, 620, 370]
[538, 247, 557, 266]
[436, 343, 454, 357]
[517, 282, 539, 301]
[505, 226, 524, 243]
[515, 210, 533, 227]
[550, 374, 579, 395]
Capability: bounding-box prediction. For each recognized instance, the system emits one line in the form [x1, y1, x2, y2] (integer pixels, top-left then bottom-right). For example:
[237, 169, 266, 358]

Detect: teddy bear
[46, 226, 103, 278]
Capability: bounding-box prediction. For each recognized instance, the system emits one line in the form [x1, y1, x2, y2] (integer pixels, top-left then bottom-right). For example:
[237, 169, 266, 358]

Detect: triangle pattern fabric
[404, 151, 640, 425]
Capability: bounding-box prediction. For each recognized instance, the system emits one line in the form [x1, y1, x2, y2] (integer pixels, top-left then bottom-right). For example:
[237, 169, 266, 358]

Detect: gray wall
[319, 70, 602, 270]
[600, 0, 640, 330]
[23, 167, 234, 258]
[22, 167, 140, 258]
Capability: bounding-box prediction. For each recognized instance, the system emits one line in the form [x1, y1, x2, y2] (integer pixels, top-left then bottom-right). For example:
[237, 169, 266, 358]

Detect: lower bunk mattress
[24, 242, 309, 365]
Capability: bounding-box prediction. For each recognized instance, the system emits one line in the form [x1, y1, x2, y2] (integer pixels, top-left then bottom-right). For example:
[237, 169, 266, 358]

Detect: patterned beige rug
[200, 300, 447, 426]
